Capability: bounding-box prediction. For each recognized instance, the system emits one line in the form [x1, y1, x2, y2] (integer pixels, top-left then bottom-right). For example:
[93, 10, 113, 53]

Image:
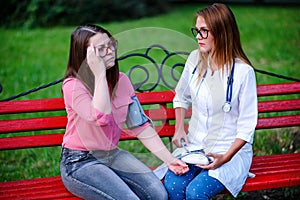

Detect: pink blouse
[62, 72, 150, 151]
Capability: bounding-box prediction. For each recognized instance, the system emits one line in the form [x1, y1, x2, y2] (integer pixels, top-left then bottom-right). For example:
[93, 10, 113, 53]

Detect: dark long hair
[64, 24, 119, 96]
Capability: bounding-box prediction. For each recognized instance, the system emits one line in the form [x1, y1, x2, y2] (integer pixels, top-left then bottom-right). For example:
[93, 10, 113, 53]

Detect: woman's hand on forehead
[86, 43, 106, 76]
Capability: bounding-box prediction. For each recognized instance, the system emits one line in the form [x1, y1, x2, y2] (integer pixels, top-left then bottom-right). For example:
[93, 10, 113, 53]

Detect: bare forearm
[138, 126, 176, 164]
[199, 138, 247, 170]
[224, 138, 247, 162]
[138, 126, 189, 175]
[173, 107, 188, 146]
[92, 73, 111, 114]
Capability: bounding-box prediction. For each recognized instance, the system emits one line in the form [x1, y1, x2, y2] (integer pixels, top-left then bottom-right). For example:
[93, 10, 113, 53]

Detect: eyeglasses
[191, 28, 209, 39]
[95, 39, 118, 57]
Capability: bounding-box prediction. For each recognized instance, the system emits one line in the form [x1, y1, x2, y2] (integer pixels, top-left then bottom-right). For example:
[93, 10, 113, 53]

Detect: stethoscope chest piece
[222, 102, 232, 113]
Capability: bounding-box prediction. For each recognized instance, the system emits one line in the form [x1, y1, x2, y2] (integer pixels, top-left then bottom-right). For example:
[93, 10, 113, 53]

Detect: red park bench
[0, 45, 299, 199]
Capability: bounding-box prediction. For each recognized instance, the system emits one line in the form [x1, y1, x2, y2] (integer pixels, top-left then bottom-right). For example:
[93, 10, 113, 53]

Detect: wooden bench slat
[0, 116, 67, 133]
[256, 115, 300, 129]
[1, 187, 78, 199]
[251, 153, 300, 166]
[136, 91, 174, 104]
[251, 160, 300, 173]
[0, 187, 72, 199]
[253, 167, 300, 176]
[0, 177, 76, 199]
[117, 125, 178, 140]
[144, 108, 175, 120]
[258, 99, 300, 113]
[0, 124, 177, 150]
[257, 82, 300, 96]
[0, 98, 65, 114]
[243, 172, 300, 191]
[252, 155, 300, 166]
[0, 134, 64, 150]
[251, 163, 300, 173]
[0, 176, 62, 188]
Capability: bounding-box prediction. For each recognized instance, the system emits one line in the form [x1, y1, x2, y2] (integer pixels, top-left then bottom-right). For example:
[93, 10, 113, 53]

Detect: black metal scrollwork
[118, 44, 189, 92]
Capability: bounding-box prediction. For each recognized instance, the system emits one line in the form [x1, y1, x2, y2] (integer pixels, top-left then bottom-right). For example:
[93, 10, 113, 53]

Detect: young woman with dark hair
[60, 24, 188, 200]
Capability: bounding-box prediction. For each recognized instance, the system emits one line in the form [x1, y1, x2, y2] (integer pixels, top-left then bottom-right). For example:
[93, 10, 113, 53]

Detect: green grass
[0, 4, 300, 198]
[1, 4, 299, 100]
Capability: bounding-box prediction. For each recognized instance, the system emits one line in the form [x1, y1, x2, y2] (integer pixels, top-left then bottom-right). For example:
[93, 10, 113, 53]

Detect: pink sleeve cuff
[94, 109, 114, 126]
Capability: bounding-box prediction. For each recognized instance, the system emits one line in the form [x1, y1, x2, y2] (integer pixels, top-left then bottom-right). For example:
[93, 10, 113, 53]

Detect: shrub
[0, 0, 169, 28]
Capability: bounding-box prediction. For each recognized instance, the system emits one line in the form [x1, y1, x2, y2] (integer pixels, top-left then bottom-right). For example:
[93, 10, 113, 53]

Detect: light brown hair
[195, 3, 252, 76]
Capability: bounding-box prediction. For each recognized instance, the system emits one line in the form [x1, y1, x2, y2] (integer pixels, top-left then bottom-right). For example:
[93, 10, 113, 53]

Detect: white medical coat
[173, 49, 258, 196]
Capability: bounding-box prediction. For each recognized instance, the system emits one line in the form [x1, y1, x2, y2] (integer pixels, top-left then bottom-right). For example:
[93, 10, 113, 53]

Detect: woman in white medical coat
[164, 3, 258, 199]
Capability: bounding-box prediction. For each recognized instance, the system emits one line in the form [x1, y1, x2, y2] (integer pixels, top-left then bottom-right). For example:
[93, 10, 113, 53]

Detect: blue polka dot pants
[164, 165, 225, 200]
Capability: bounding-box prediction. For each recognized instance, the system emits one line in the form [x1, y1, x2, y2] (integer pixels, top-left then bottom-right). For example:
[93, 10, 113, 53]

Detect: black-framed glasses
[95, 39, 118, 57]
[191, 28, 209, 39]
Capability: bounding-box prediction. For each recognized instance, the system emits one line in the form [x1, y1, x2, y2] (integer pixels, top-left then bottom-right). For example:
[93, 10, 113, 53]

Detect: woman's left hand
[167, 159, 189, 176]
[195, 153, 229, 170]
[197, 139, 246, 170]
[87, 43, 106, 76]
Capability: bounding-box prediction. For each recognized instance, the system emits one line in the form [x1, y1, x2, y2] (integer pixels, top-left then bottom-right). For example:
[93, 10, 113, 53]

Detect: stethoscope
[186, 59, 235, 113]
[222, 59, 235, 113]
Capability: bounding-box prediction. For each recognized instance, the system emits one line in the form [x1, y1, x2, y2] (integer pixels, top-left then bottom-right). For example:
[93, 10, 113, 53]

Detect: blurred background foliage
[0, 0, 169, 28]
[0, 1, 299, 198]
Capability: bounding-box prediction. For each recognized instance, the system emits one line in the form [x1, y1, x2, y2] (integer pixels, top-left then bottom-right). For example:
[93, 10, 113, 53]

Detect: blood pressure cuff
[126, 95, 153, 129]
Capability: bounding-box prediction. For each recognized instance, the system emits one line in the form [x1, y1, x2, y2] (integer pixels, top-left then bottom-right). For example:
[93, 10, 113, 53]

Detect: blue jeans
[164, 165, 225, 200]
[60, 148, 167, 200]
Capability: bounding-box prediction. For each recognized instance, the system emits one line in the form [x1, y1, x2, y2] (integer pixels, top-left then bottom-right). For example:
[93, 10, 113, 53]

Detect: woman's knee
[186, 184, 223, 200]
[186, 171, 225, 200]
[147, 181, 168, 200]
[164, 171, 188, 200]
[164, 171, 184, 192]
[186, 184, 209, 200]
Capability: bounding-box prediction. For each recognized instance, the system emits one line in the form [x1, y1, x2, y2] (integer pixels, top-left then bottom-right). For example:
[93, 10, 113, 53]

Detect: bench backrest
[0, 82, 300, 150]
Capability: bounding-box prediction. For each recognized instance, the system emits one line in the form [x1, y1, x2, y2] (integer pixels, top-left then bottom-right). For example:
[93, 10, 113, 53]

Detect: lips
[105, 56, 115, 63]
[198, 42, 205, 46]
[105, 58, 115, 69]
[105, 62, 114, 70]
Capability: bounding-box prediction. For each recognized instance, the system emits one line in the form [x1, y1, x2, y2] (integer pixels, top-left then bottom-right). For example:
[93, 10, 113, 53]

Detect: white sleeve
[173, 50, 198, 109]
[236, 67, 258, 144]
